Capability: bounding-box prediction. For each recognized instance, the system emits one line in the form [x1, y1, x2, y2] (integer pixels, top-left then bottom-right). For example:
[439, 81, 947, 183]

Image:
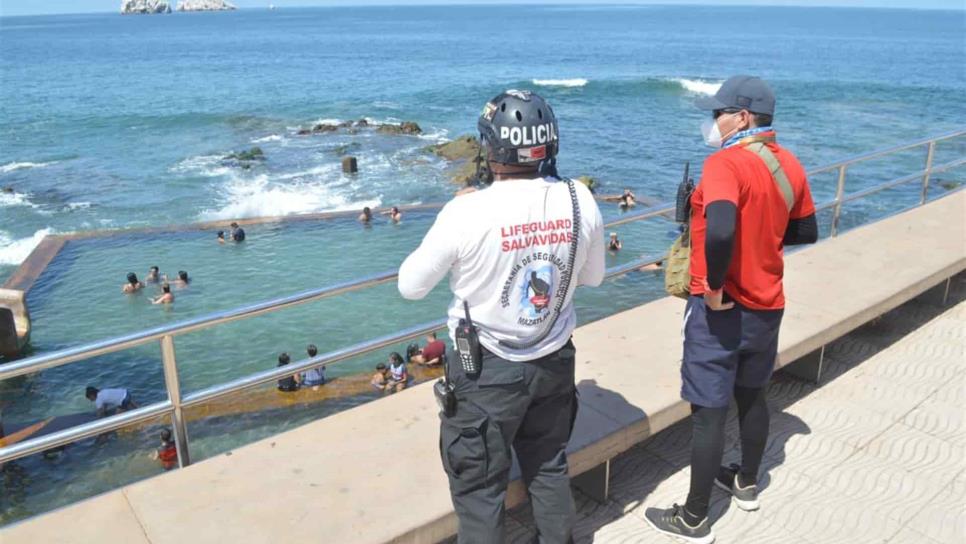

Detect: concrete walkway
[499, 279, 966, 544]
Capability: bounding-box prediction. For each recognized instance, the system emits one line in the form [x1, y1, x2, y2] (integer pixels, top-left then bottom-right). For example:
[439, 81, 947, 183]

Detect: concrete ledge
[2, 191, 964, 544]
[0, 288, 30, 357]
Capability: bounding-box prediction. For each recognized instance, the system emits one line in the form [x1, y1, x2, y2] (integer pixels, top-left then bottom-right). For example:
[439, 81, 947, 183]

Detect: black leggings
[684, 386, 770, 521]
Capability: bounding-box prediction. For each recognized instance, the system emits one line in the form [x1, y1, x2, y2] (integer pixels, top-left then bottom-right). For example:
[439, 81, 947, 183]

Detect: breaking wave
[0, 161, 56, 174]
[0, 228, 54, 266]
[198, 173, 381, 221]
[0, 190, 39, 209]
[532, 78, 589, 88]
[673, 78, 722, 95]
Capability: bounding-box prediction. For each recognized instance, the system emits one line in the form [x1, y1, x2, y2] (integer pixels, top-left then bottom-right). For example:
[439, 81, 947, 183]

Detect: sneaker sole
[714, 478, 760, 512]
[643, 514, 715, 544]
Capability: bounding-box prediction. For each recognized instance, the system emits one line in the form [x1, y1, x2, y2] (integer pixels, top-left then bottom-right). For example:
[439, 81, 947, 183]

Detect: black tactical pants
[440, 340, 578, 544]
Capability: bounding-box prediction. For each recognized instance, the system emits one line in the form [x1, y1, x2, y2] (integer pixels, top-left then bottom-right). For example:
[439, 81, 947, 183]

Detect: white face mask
[701, 119, 722, 148]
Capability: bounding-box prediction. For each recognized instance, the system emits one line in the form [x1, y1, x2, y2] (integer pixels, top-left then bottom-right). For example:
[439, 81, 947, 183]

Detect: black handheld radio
[674, 161, 694, 224]
[454, 301, 482, 375]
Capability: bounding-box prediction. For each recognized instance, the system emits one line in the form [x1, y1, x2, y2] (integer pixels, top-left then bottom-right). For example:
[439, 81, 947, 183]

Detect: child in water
[152, 429, 178, 471]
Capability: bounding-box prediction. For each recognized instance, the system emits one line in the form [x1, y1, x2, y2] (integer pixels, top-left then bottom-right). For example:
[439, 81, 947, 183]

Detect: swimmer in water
[146, 266, 160, 283]
[602, 188, 638, 209]
[371, 363, 390, 393]
[276, 353, 299, 392]
[230, 222, 246, 242]
[382, 206, 402, 223]
[386, 352, 408, 392]
[358, 206, 373, 224]
[152, 283, 174, 305]
[123, 272, 145, 294]
[152, 428, 178, 471]
[86, 386, 137, 417]
[217, 231, 226, 244]
[608, 232, 622, 252]
[299, 344, 326, 390]
[163, 271, 190, 288]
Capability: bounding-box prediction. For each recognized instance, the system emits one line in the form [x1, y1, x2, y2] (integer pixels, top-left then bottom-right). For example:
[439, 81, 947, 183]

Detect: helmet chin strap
[474, 134, 494, 185]
[538, 157, 559, 180]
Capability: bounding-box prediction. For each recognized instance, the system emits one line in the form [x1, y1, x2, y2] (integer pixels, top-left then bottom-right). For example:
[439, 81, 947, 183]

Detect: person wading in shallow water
[399, 89, 604, 543]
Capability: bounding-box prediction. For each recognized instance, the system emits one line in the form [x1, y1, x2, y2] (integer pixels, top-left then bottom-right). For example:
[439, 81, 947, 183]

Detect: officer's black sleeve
[705, 200, 737, 291]
[783, 213, 819, 246]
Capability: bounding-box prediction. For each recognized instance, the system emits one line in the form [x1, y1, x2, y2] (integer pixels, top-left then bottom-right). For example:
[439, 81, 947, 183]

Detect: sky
[0, 0, 962, 17]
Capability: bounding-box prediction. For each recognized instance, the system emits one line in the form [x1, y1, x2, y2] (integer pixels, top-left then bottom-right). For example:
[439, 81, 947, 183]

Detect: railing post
[829, 164, 848, 237]
[160, 335, 191, 467]
[920, 140, 936, 205]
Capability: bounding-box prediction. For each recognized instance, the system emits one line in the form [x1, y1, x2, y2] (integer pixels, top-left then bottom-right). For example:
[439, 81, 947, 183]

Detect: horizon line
[1, 2, 962, 18]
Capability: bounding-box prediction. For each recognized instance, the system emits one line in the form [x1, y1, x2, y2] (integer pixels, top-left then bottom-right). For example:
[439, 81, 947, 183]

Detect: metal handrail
[1, 129, 963, 468]
[0, 253, 664, 464]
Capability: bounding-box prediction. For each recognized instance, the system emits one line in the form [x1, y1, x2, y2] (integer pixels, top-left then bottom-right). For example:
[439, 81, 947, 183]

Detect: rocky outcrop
[121, 0, 171, 14]
[425, 134, 483, 185]
[295, 119, 422, 137]
[225, 147, 265, 162]
[425, 134, 480, 161]
[376, 121, 422, 136]
[176, 0, 236, 11]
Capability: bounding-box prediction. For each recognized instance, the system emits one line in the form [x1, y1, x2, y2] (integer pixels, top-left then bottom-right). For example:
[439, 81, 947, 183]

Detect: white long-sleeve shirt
[398, 177, 605, 361]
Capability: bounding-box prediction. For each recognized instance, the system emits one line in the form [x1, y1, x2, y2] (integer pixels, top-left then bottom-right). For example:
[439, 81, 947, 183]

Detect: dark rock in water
[355, 118, 369, 127]
[377, 121, 422, 135]
[939, 180, 961, 191]
[1, 186, 13, 194]
[224, 147, 266, 162]
[426, 134, 481, 161]
[342, 156, 358, 174]
[311, 123, 339, 134]
[297, 128, 312, 136]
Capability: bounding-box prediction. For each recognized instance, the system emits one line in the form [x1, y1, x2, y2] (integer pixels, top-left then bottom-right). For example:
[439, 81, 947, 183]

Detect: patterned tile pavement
[503, 277, 966, 544]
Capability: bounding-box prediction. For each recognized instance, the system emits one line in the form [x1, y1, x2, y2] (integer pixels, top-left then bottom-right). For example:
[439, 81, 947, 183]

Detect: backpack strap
[744, 141, 795, 212]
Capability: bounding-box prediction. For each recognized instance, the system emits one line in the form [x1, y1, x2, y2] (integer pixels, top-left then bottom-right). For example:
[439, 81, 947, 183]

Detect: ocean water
[0, 3, 964, 525]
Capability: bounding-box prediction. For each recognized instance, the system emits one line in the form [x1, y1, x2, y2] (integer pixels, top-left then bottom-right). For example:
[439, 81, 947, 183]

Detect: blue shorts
[681, 295, 784, 408]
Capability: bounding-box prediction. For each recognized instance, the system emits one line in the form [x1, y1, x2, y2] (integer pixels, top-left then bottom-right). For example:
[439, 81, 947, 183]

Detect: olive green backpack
[664, 139, 795, 299]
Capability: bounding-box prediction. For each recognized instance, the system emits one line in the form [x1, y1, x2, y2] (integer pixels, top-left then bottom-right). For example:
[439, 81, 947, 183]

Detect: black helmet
[478, 90, 559, 167]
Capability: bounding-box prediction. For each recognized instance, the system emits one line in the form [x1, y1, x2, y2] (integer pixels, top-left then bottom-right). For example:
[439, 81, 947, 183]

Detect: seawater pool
[0, 201, 679, 524]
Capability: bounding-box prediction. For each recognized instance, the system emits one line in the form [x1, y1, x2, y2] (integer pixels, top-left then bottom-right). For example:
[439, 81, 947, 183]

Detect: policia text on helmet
[475, 89, 561, 184]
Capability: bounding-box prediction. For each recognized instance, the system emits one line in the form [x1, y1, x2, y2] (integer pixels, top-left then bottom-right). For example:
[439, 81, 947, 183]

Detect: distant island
[120, 0, 237, 14]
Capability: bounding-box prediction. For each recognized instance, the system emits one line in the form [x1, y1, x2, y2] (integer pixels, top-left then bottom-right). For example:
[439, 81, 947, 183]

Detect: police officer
[398, 90, 605, 543]
[645, 75, 818, 543]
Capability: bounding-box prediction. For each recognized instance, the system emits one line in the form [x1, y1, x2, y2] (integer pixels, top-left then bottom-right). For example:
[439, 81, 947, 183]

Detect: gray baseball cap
[695, 75, 775, 115]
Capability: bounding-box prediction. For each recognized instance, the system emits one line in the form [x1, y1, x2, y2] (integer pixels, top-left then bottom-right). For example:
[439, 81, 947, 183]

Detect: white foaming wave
[0, 161, 56, 174]
[417, 127, 449, 142]
[675, 78, 722, 95]
[199, 174, 381, 221]
[65, 201, 92, 211]
[251, 134, 284, 144]
[275, 164, 339, 181]
[170, 154, 232, 178]
[0, 228, 54, 266]
[532, 78, 588, 88]
[0, 190, 38, 209]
